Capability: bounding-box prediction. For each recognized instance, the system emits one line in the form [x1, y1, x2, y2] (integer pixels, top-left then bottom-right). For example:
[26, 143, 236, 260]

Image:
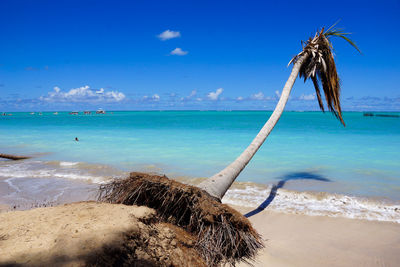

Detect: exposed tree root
[98, 172, 263, 266]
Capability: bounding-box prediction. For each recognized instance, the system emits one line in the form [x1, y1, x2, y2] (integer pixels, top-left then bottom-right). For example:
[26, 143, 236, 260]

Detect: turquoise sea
[1, 111, 400, 222]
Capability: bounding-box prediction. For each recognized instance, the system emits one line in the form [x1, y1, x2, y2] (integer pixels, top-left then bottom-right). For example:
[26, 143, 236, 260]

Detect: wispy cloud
[25, 66, 49, 71]
[207, 88, 223, 101]
[170, 47, 188, 56]
[25, 66, 39, 71]
[180, 90, 197, 101]
[158, 30, 181, 41]
[142, 94, 160, 102]
[40, 85, 125, 103]
[299, 93, 316, 101]
[251, 92, 265, 100]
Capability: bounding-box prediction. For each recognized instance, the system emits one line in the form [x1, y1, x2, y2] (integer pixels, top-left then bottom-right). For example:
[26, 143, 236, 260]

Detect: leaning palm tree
[100, 24, 360, 266]
[199, 24, 361, 200]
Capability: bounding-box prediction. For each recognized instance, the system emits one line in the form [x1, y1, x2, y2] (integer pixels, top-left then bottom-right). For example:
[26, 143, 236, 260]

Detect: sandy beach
[236, 206, 400, 267]
[1, 194, 399, 266]
[0, 201, 205, 266]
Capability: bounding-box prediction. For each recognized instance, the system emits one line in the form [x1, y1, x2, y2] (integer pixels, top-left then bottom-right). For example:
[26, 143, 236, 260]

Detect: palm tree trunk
[199, 53, 308, 200]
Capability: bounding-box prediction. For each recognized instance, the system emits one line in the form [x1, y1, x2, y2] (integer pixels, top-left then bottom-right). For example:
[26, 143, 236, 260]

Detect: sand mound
[0, 202, 205, 267]
[99, 172, 263, 266]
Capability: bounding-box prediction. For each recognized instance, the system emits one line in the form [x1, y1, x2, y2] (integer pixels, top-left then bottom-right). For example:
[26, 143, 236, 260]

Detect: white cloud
[180, 90, 197, 101]
[237, 96, 244, 101]
[158, 30, 181, 41]
[152, 94, 160, 101]
[275, 90, 281, 98]
[251, 92, 265, 100]
[188, 90, 197, 98]
[142, 94, 160, 102]
[207, 88, 223, 101]
[299, 93, 316, 101]
[170, 48, 188, 56]
[40, 85, 125, 103]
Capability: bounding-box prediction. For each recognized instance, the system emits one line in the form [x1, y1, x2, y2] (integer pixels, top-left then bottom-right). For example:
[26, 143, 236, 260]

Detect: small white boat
[96, 108, 106, 114]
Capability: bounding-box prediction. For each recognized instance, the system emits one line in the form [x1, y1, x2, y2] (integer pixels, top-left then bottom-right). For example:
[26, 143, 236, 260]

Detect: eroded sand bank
[0, 202, 204, 266]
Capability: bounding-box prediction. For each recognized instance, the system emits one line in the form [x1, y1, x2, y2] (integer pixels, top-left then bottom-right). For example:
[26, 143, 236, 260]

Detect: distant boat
[84, 111, 91, 115]
[53, 112, 58, 115]
[69, 111, 79, 115]
[363, 113, 374, 117]
[39, 112, 43, 116]
[96, 109, 106, 114]
[30, 112, 35, 115]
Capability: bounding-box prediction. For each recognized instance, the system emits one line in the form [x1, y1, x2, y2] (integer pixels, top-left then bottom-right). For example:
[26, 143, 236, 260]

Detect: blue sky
[1, 0, 399, 111]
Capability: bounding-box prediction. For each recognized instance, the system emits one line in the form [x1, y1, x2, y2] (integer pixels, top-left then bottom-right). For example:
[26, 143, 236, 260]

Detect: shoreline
[1, 159, 400, 223]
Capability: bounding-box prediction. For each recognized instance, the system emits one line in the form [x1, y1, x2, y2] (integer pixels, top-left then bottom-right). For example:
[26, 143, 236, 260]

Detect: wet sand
[0, 177, 98, 211]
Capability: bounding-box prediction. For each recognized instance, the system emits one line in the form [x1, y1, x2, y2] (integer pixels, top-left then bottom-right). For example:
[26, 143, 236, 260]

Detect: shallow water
[1, 111, 400, 221]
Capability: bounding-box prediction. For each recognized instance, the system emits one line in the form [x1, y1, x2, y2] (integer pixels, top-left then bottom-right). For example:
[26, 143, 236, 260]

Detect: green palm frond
[324, 28, 362, 54]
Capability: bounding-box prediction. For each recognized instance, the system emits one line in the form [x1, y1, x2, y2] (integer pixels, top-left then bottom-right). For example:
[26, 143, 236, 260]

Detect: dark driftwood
[0, 153, 31, 160]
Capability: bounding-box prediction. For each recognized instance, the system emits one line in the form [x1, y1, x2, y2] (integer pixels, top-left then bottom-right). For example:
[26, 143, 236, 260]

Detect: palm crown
[289, 24, 361, 126]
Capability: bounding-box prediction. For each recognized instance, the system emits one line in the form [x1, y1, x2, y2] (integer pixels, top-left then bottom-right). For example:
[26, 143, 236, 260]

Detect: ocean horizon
[1, 110, 400, 222]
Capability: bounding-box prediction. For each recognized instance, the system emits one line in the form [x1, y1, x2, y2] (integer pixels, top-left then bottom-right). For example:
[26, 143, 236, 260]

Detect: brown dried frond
[98, 172, 263, 266]
[290, 28, 345, 126]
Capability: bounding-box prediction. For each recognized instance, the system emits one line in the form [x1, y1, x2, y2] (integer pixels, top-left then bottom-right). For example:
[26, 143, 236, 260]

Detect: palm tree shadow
[244, 172, 331, 218]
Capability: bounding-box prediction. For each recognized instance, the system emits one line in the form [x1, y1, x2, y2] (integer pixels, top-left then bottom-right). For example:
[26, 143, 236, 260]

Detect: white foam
[223, 185, 400, 223]
[2, 160, 399, 223]
[4, 178, 21, 193]
[59, 161, 79, 167]
[0, 160, 113, 184]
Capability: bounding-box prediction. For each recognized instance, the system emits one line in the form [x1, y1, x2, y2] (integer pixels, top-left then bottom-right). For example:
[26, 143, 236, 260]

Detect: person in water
[75, 137, 79, 141]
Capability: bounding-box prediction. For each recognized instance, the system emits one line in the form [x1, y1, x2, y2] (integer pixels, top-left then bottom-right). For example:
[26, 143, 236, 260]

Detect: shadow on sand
[244, 172, 331, 218]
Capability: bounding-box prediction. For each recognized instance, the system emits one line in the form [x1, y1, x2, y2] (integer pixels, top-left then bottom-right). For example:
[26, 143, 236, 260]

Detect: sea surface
[1, 111, 399, 222]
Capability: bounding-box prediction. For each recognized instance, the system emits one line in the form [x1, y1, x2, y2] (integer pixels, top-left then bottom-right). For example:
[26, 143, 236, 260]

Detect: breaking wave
[223, 182, 400, 223]
[0, 160, 126, 184]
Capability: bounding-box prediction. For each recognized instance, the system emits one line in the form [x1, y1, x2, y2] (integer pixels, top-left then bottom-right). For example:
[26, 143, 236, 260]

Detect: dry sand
[0, 200, 399, 266]
[0, 201, 204, 266]
[235, 206, 400, 267]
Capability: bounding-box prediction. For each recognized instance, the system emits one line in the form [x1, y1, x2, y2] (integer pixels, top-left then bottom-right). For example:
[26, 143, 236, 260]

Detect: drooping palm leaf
[290, 24, 361, 126]
[325, 29, 362, 54]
